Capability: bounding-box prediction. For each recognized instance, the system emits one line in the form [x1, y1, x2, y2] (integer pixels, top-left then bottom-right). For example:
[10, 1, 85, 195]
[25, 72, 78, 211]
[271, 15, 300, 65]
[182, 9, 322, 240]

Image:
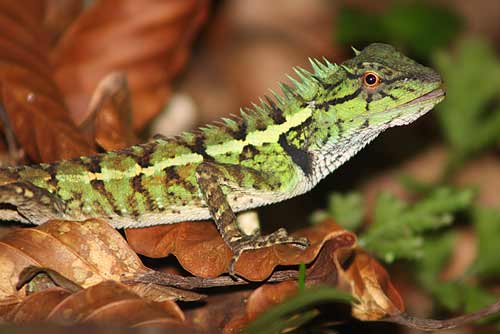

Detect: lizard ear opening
[362, 71, 382, 89]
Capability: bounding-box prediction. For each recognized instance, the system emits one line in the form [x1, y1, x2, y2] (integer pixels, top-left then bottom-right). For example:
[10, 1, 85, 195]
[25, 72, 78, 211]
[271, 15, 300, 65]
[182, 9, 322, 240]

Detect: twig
[384, 300, 500, 331]
[123, 269, 300, 289]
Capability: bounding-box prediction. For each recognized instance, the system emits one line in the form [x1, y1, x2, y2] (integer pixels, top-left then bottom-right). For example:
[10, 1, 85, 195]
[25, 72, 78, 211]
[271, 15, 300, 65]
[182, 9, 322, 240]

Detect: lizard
[0, 43, 445, 275]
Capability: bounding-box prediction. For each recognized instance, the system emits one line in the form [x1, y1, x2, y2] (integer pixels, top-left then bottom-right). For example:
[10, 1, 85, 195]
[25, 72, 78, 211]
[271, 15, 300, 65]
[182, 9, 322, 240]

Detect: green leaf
[462, 285, 497, 314]
[298, 262, 306, 291]
[244, 286, 353, 334]
[327, 192, 364, 230]
[408, 187, 475, 232]
[246, 309, 319, 334]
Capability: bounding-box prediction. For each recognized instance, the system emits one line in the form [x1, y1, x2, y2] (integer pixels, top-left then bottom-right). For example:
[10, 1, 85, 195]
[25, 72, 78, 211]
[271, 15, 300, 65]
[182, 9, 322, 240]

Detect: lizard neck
[309, 127, 383, 186]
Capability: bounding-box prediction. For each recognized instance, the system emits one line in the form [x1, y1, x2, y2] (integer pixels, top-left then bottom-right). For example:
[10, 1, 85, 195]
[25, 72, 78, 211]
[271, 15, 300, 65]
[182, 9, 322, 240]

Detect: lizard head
[340, 43, 444, 125]
[309, 43, 445, 148]
[289, 43, 445, 180]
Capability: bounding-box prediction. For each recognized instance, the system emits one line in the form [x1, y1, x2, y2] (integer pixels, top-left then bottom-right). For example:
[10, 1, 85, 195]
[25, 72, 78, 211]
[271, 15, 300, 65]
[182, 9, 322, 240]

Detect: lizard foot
[228, 228, 310, 278]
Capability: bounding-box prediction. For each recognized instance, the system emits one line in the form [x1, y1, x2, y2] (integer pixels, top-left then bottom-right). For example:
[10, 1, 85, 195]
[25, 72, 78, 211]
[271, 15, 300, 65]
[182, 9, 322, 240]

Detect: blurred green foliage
[434, 39, 500, 171]
[327, 187, 474, 262]
[327, 188, 500, 317]
[337, 2, 462, 60]
[415, 208, 499, 315]
[326, 192, 364, 231]
[470, 208, 500, 278]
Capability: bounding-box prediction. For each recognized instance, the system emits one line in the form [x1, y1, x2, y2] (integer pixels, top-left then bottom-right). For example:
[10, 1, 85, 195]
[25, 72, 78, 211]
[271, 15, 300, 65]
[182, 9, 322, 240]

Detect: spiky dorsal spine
[178, 58, 338, 145]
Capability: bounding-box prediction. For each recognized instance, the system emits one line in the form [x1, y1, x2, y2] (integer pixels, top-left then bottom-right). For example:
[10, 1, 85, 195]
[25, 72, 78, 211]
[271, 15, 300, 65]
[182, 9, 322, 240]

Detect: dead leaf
[5, 280, 187, 329]
[52, 0, 210, 130]
[126, 221, 232, 278]
[83, 72, 137, 150]
[338, 249, 405, 321]
[126, 220, 354, 280]
[0, 218, 201, 315]
[8, 287, 71, 324]
[184, 223, 404, 332]
[0, 219, 140, 300]
[184, 225, 358, 332]
[127, 281, 203, 303]
[0, 1, 95, 162]
[224, 240, 404, 332]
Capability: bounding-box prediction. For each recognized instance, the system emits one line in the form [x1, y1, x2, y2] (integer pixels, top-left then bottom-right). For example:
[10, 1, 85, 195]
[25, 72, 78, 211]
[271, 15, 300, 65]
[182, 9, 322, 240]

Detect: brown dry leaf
[185, 229, 357, 333]
[126, 221, 232, 278]
[0, 1, 95, 162]
[222, 281, 299, 333]
[5, 280, 187, 329]
[52, 0, 210, 130]
[186, 223, 400, 333]
[0, 219, 143, 301]
[338, 249, 405, 321]
[126, 220, 354, 280]
[8, 287, 71, 324]
[84, 72, 137, 150]
[0, 218, 199, 315]
[223, 233, 358, 332]
[185, 289, 251, 333]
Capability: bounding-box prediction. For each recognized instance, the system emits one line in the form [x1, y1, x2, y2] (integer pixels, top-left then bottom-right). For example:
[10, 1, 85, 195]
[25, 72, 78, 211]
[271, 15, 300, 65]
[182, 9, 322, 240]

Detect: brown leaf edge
[128, 223, 401, 332]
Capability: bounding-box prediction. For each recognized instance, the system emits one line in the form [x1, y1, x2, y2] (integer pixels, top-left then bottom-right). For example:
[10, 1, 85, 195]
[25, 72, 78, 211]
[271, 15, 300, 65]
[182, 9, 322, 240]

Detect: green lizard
[0, 44, 444, 275]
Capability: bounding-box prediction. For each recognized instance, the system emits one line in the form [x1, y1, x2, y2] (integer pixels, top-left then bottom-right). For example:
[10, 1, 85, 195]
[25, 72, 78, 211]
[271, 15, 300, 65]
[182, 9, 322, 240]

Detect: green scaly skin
[0, 44, 444, 274]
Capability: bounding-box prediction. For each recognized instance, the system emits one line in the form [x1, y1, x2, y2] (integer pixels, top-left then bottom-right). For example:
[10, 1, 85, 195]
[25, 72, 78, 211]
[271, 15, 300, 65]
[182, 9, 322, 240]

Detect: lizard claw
[227, 229, 310, 278]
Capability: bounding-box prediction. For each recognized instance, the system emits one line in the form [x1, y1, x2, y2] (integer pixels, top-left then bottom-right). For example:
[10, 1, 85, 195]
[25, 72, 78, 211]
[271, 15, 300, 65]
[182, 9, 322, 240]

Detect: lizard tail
[0, 181, 66, 225]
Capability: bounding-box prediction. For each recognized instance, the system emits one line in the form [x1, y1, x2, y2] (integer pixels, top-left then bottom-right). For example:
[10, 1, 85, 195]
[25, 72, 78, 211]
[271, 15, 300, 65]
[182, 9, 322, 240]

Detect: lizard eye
[362, 71, 381, 88]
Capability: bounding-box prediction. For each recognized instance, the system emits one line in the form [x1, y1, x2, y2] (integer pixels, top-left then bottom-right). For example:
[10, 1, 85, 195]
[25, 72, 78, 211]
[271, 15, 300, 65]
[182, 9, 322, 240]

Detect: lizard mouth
[358, 86, 446, 125]
[385, 86, 445, 126]
[402, 87, 446, 107]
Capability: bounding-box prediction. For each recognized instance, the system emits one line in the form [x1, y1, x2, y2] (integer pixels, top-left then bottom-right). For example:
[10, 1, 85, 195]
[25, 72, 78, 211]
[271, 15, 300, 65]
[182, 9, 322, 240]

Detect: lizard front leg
[195, 162, 309, 277]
